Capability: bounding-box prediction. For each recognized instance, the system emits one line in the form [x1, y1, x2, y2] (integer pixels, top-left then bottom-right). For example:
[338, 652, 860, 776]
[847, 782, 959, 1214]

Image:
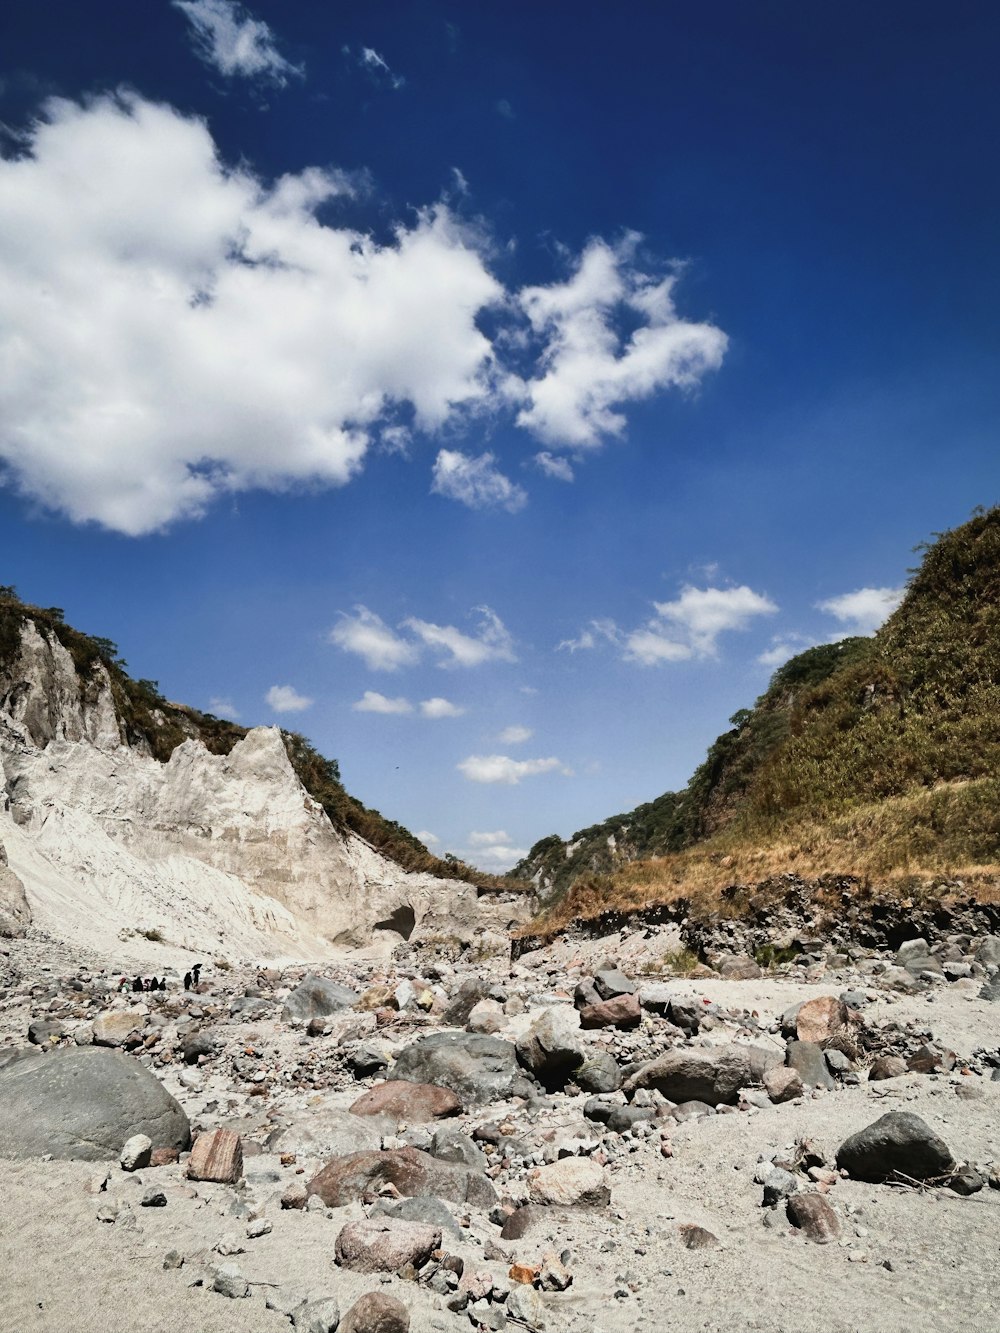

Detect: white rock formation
[0, 620, 523, 960]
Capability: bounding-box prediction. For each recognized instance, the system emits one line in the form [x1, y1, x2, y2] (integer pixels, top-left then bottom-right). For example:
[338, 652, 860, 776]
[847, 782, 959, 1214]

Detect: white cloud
[330, 607, 419, 672]
[817, 586, 904, 636]
[496, 99, 515, 120]
[622, 628, 693, 666]
[353, 690, 412, 714]
[207, 695, 240, 719]
[757, 632, 813, 669]
[497, 724, 532, 744]
[403, 606, 516, 668]
[561, 586, 777, 666]
[0, 95, 727, 535]
[352, 45, 405, 89]
[0, 94, 503, 533]
[468, 830, 511, 847]
[516, 235, 727, 450]
[534, 451, 575, 482]
[266, 683, 313, 713]
[416, 830, 440, 846]
[457, 754, 565, 785]
[420, 697, 465, 718]
[431, 450, 527, 513]
[652, 585, 778, 655]
[174, 0, 302, 85]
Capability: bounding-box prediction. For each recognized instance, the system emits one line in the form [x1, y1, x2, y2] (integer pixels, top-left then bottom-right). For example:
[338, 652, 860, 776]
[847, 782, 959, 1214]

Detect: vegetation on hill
[517, 506, 1000, 934]
[0, 588, 511, 891]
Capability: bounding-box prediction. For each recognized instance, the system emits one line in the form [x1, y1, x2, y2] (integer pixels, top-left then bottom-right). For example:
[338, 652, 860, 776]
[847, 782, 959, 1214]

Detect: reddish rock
[508, 1263, 538, 1285]
[335, 1217, 440, 1273]
[186, 1128, 243, 1184]
[795, 996, 847, 1045]
[150, 1147, 179, 1167]
[307, 1148, 496, 1209]
[868, 1055, 907, 1081]
[763, 1066, 804, 1104]
[578, 994, 641, 1030]
[350, 1080, 461, 1125]
[786, 1192, 841, 1243]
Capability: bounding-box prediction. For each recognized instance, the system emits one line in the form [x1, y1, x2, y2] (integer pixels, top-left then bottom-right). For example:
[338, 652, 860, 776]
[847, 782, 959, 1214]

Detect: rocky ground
[1, 924, 999, 1333]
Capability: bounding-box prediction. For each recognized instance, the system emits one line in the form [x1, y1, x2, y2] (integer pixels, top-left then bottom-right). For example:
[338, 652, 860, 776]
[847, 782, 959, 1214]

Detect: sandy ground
[1, 932, 999, 1333]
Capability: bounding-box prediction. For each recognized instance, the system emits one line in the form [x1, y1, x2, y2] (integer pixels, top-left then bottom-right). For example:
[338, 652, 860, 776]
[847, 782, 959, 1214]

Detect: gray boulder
[593, 968, 636, 1000]
[515, 1009, 584, 1091]
[387, 1032, 517, 1104]
[374, 1193, 463, 1238]
[429, 1125, 487, 1170]
[0, 844, 30, 938]
[282, 975, 358, 1024]
[836, 1111, 955, 1183]
[0, 1047, 190, 1161]
[574, 1050, 622, 1093]
[786, 1040, 836, 1091]
[625, 1043, 781, 1105]
[975, 935, 1000, 967]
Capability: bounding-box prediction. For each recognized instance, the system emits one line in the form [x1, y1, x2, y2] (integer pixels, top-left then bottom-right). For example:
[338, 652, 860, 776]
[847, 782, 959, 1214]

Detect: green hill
[516, 506, 1000, 929]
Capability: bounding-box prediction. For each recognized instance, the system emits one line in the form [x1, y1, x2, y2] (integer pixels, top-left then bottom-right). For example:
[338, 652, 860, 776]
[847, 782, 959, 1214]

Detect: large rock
[578, 994, 641, 1030]
[335, 1217, 440, 1273]
[0, 1047, 190, 1161]
[269, 1104, 384, 1160]
[515, 1009, 584, 1091]
[975, 935, 1000, 966]
[786, 1041, 836, 1091]
[282, 975, 358, 1024]
[187, 1128, 243, 1183]
[92, 1008, 145, 1048]
[0, 843, 30, 938]
[574, 1051, 622, 1093]
[593, 968, 636, 1000]
[795, 996, 848, 1045]
[340, 1292, 411, 1333]
[387, 1032, 517, 1104]
[307, 1148, 497, 1209]
[527, 1157, 610, 1206]
[787, 1193, 840, 1243]
[625, 1043, 781, 1105]
[836, 1112, 956, 1183]
[350, 1080, 461, 1125]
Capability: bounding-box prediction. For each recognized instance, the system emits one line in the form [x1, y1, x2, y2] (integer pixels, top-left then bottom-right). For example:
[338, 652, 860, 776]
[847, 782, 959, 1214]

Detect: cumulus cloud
[431, 450, 527, 513]
[403, 607, 516, 668]
[208, 695, 240, 718]
[817, 586, 904, 636]
[462, 830, 527, 868]
[266, 683, 312, 712]
[516, 235, 727, 450]
[174, 0, 302, 84]
[0, 94, 502, 533]
[353, 690, 412, 714]
[562, 586, 777, 666]
[0, 95, 727, 535]
[457, 754, 565, 785]
[330, 607, 420, 672]
[534, 451, 575, 482]
[497, 724, 532, 744]
[652, 585, 778, 655]
[416, 830, 440, 846]
[420, 697, 465, 718]
[468, 830, 512, 847]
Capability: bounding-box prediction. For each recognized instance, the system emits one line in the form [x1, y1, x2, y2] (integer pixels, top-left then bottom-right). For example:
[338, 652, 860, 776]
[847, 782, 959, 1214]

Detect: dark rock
[429, 1125, 486, 1170]
[573, 977, 601, 1010]
[441, 978, 490, 1028]
[500, 1205, 546, 1240]
[593, 968, 636, 1000]
[388, 1032, 517, 1104]
[607, 1105, 656, 1133]
[574, 1051, 621, 1093]
[719, 954, 762, 980]
[667, 998, 702, 1036]
[948, 1166, 984, 1196]
[762, 1167, 799, 1206]
[0, 1047, 189, 1161]
[786, 1041, 836, 1090]
[282, 976, 358, 1024]
[27, 1020, 64, 1045]
[374, 1194, 462, 1238]
[181, 1031, 217, 1065]
[515, 1010, 584, 1091]
[907, 1044, 955, 1074]
[836, 1111, 955, 1183]
[678, 1224, 719, 1249]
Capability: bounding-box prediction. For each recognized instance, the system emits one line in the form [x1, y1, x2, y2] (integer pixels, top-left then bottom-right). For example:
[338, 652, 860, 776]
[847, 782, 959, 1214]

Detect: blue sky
[1, 2, 998, 869]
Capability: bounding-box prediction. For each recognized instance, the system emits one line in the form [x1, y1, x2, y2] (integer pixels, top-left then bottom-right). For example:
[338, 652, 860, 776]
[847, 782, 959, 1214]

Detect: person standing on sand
[183, 971, 192, 990]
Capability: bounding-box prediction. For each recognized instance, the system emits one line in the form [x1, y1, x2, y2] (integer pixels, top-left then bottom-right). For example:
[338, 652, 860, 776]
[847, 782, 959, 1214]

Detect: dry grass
[520, 777, 1000, 937]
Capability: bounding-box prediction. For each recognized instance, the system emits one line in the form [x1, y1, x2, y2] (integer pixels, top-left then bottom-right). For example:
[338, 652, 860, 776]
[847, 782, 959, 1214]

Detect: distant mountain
[0, 589, 521, 956]
[515, 506, 1000, 929]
